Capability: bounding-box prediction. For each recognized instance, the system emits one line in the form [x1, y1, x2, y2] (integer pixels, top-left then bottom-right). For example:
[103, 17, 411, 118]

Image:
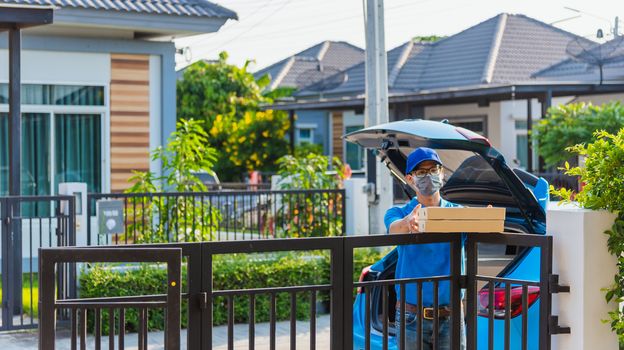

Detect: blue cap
[405, 147, 442, 174]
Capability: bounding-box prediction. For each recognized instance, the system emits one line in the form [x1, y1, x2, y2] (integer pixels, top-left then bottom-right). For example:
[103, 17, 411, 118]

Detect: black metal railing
[39, 232, 566, 349]
[0, 195, 75, 331]
[38, 247, 181, 350]
[86, 189, 345, 245]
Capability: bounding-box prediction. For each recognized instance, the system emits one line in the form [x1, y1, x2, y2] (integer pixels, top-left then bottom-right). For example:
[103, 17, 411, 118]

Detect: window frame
[0, 81, 108, 196]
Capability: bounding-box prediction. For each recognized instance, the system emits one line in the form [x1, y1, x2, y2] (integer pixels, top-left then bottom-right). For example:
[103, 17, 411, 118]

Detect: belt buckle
[423, 307, 434, 320]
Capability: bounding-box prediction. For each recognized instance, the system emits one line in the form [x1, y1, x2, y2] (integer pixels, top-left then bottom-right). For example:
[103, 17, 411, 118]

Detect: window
[345, 125, 365, 170]
[515, 120, 528, 169]
[296, 126, 315, 145]
[0, 84, 104, 197]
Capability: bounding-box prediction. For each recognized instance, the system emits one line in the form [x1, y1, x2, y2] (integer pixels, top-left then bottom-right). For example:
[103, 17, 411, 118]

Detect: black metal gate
[0, 195, 75, 331]
[39, 232, 568, 349]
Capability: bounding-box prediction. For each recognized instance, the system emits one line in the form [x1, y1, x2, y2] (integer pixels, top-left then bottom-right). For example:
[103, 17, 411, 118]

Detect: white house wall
[569, 93, 624, 105]
[0, 49, 110, 84]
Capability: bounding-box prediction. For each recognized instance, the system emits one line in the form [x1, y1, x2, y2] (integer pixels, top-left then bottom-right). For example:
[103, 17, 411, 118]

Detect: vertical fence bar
[249, 294, 255, 350]
[465, 235, 477, 350]
[488, 281, 495, 350]
[365, 286, 371, 350]
[119, 308, 125, 350]
[310, 291, 316, 350]
[432, 280, 439, 350]
[290, 292, 297, 350]
[522, 285, 528, 350]
[505, 283, 511, 350]
[228, 295, 234, 350]
[450, 236, 462, 350]
[417, 281, 423, 350]
[80, 308, 87, 350]
[270, 292, 276, 350]
[382, 284, 389, 350]
[541, 238, 553, 350]
[400, 283, 406, 350]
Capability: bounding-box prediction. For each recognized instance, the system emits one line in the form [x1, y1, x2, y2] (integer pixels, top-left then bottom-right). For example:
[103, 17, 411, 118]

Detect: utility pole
[364, 0, 393, 234]
[615, 16, 620, 37]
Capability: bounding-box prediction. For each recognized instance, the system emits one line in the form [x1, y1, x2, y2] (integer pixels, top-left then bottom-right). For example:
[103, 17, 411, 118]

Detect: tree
[533, 102, 624, 168]
[177, 52, 291, 180]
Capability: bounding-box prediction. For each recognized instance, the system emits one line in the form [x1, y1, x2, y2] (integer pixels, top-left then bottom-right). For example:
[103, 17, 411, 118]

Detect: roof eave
[267, 82, 624, 110]
[54, 7, 231, 37]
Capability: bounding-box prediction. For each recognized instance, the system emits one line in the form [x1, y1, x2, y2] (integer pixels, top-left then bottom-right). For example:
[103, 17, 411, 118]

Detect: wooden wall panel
[110, 54, 150, 192]
[331, 111, 344, 160]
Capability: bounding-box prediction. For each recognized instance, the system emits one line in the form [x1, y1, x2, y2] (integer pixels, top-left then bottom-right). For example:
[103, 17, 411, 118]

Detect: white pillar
[344, 178, 369, 235]
[547, 205, 619, 350]
[364, 0, 393, 234]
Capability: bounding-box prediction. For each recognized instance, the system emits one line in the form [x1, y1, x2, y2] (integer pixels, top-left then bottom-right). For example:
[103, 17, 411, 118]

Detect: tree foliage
[533, 102, 624, 167]
[177, 52, 291, 180]
[552, 128, 624, 343]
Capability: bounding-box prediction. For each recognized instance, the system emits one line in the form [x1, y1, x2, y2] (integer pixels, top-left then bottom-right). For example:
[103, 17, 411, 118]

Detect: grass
[0, 273, 39, 318]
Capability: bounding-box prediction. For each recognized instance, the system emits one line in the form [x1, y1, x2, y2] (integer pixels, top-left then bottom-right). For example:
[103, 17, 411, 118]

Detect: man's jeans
[394, 308, 466, 350]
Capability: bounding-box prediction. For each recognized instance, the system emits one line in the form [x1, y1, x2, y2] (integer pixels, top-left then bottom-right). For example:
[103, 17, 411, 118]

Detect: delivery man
[385, 147, 465, 350]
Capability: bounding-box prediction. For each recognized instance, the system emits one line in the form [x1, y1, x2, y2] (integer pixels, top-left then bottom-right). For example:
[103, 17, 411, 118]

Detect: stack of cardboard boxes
[417, 207, 506, 233]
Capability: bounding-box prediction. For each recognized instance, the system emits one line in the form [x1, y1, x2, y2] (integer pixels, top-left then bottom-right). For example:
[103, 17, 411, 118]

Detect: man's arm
[387, 204, 421, 234]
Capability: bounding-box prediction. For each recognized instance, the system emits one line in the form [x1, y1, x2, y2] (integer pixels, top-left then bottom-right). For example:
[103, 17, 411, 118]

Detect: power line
[189, 0, 433, 57]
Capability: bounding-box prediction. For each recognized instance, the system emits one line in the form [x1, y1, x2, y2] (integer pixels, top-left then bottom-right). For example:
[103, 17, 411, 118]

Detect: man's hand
[403, 204, 422, 233]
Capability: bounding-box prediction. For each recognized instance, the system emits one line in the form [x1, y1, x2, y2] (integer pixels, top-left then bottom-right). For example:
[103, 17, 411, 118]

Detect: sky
[174, 0, 624, 72]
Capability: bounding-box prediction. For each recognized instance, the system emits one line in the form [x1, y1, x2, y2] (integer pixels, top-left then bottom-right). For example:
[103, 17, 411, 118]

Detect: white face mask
[412, 173, 443, 196]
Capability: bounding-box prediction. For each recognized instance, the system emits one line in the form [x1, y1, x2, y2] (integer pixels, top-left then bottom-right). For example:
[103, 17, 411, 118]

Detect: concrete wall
[548, 206, 619, 350]
[424, 102, 502, 148]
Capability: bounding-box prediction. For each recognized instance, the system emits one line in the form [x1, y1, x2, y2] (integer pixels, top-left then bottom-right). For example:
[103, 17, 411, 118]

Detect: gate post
[0, 198, 9, 329]
[450, 234, 463, 350]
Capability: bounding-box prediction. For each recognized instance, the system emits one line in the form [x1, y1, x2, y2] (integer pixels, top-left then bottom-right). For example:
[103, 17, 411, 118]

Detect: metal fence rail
[39, 232, 565, 350]
[38, 247, 181, 350]
[87, 189, 345, 245]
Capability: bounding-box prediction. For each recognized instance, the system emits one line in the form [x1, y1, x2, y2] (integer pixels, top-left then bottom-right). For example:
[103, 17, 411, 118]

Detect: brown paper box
[417, 219, 504, 233]
[417, 207, 505, 221]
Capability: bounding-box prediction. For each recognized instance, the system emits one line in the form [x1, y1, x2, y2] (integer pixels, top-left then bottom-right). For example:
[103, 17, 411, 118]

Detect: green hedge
[79, 248, 388, 333]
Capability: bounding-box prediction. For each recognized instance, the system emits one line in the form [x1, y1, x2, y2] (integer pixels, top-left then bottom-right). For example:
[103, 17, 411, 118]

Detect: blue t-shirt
[384, 197, 463, 306]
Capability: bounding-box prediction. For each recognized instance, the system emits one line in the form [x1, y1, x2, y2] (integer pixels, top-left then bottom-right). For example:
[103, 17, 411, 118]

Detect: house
[0, 0, 237, 194]
[254, 40, 364, 155]
[269, 13, 624, 174]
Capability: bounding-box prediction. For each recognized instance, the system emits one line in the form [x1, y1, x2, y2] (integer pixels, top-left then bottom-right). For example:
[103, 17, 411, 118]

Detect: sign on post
[97, 200, 125, 235]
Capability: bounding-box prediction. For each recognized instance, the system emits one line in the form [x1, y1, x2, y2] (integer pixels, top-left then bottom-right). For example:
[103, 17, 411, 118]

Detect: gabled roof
[0, 0, 237, 19]
[533, 37, 624, 83]
[254, 41, 364, 90]
[295, 13, 592, 99]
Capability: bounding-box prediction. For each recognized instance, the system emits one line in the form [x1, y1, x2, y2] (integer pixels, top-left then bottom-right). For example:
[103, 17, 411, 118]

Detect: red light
[477, 286, 539, 319]
[357, 266, 371, 294]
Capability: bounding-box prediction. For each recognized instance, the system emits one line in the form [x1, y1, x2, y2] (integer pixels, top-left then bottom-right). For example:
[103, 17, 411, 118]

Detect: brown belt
[395, 302, 452, 320]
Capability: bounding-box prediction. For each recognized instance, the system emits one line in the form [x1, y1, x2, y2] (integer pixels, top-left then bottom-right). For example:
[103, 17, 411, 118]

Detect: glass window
[516, 134, 528, 169]
[345, 125, 365, 170]
[0, 84, 104, 106]
[55, 114, 102, 193]
[297, 127, 314, 144]
[0, 113, 50, 196]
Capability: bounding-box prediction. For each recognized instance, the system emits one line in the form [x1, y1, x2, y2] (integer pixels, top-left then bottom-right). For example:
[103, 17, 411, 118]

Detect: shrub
[79, 249, 388, 332]
[552, 128, 624, 343]
[533, 102, 624, 168]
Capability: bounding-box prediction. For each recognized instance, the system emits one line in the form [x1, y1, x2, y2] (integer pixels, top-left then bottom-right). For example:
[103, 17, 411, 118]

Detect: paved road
[0, 315, 331, 350]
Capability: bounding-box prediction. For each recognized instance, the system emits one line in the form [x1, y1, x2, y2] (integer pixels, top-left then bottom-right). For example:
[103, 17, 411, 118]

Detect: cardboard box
[417, 219, 504, 233]
[417, 207, 505, 221]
